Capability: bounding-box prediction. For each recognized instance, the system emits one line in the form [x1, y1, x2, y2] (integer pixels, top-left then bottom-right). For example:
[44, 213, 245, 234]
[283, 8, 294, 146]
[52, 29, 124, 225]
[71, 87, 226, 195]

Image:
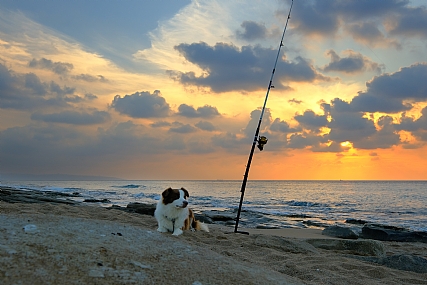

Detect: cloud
[31, 110, 111, 125]
[291, 0, 424, 47]
[395, 106, 427, 132]
[352, 115, 400, 149]
[195, 120, 216, 131]
[236, 21, 268, 41]
[322, 49, 383, 74]
[0, 63, 69, 110]
[24, 73, 47, 96]
[387, 6, 427, 38]
[111, 90, 171, 118]
[349, 63, 427, 112]
[168, 122, 197, 133]
[294, 110, 328, 131]
[177, 104, 221, 118]
[346, 22, 401, 48]
[288, 98, 303, 104]
[170, 42, 328, 92]
[72, 74, 109, 82]
[28, 58, 73, 75]
[270, 118, 299, 133]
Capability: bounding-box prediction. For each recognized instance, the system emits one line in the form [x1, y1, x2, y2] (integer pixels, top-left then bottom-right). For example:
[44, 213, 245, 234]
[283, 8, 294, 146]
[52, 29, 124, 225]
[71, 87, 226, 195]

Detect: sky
[0, 0, 426, 180]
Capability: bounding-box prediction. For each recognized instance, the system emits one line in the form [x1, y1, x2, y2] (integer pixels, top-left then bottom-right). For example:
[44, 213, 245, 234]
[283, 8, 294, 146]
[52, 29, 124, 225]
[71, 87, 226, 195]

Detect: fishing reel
[257, 136, 268, 151]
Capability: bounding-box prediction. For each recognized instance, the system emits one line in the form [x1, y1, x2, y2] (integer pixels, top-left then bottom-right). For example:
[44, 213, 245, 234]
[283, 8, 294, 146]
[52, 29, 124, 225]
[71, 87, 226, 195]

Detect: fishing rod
[234, 0, 294, 234]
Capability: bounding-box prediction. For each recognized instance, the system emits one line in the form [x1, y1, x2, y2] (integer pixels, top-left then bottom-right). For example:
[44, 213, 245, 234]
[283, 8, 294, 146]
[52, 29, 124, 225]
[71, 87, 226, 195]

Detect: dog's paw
[157, 227, 168, 233]
[172, 229, 183, 236]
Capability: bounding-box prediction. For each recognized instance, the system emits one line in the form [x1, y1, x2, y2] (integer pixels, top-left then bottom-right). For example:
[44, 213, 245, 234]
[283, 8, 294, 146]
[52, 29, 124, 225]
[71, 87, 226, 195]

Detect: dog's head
[161, 187, 189, 208]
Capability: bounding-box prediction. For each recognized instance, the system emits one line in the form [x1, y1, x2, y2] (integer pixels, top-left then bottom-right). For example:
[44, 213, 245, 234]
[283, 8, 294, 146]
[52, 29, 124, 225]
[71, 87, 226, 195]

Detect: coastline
[1, 187, 427, 284]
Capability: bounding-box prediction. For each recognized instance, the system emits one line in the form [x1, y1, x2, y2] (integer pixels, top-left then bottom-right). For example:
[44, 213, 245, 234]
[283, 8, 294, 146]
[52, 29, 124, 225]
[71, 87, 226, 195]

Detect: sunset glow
[0, 0, 426, 180]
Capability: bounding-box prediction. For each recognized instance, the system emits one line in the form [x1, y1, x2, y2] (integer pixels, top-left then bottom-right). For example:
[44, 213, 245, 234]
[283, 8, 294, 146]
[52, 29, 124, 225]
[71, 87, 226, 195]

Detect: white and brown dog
[154, 187, 209, 236]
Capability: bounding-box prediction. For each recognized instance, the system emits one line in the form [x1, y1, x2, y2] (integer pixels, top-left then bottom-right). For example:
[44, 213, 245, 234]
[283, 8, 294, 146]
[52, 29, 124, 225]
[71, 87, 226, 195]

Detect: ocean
[1, 180, 426, 233]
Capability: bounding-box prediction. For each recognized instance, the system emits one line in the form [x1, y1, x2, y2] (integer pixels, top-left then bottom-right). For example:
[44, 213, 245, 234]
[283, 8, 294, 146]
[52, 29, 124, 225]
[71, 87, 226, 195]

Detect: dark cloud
[236, 21, 268, 41]
[350, 93, 411, 113]
[395, 107, 427, 132]
[388, 6, 427, 38]
[287, 133, 324, 149]
[349, 63, 427, 112]
[72, 74, 109, 82]
[288, 98, 303, 104]
[49, 81, 75, 96]
[177, 104, 220, 118]
[327, 110, 377, 143]
[322, 50, 382, 74]
[352, 115, 400, 149]
[289, 0, 424, 47]
[168, 122, 197, 133]
[291, 1, 339, 36]
[150, 121, 172, 128]
[242, 108, 273, 139]
[111, 90, 170, 118]
[211, 132, 248, 153]
[0, 63, 69, 110]
[270, 118, 300, 133]
[170, 42, 328, 92]
[84, 93, 98, 100]
[294, 110, 328, 131]
[29, 58, 73, 75]
[31, 110, 110, 125]
[24, 73, 47, 95]
[195, 120, 216, 131]
[346, 22, 401, 48]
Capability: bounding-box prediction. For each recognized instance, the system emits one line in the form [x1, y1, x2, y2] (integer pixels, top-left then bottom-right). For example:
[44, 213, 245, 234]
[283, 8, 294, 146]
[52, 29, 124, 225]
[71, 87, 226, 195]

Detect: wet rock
[322, 225, 358, 239]
[345, 218, 369, 225]
[84, 198, 111, 203]
[362, 224, 427, 243]
[204, 211, 235, 222]
[194, 214, 213, 224]
[125, 203, 156, 216]
[306, 239, 385, 257]
[0, 187, 79, 205]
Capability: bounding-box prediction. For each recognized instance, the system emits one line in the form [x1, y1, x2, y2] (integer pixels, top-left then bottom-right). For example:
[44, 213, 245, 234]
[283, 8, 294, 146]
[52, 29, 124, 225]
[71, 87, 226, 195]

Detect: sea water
[1, 180, 426, 232]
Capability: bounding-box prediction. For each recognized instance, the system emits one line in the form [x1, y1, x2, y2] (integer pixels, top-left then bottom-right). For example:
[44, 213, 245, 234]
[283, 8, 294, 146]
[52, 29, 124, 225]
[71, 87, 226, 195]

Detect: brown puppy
[154, 187, 209, 236]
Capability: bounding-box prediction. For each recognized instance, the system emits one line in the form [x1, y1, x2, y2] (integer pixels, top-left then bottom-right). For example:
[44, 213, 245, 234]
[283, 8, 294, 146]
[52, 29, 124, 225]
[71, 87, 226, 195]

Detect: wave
[112, 184, 144, 189]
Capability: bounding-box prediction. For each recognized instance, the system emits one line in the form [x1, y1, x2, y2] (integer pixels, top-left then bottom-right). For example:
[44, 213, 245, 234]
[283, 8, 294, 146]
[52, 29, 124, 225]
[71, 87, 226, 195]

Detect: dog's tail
[195, 221, 209, 232]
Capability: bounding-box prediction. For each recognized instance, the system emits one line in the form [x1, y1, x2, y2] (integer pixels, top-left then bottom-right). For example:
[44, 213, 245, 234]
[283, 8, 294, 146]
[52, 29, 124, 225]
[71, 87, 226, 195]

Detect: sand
[1, 201, 427, 285]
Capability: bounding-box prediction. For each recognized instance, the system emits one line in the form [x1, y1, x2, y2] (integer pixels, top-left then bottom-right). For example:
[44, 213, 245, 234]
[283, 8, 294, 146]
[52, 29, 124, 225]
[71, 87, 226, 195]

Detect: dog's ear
[162, 187, 173, 198]
[181, 187, 189, 198]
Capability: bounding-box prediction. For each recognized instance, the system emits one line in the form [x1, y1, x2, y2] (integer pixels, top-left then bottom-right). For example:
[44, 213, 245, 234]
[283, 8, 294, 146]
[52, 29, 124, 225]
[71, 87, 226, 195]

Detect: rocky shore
[1, 186, 427, 284]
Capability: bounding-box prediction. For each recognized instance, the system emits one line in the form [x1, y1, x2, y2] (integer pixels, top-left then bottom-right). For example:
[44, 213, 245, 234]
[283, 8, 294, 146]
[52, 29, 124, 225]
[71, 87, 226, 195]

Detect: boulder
[306, 239, 385, 257]
[362, 224, 427, 243]
[84, 198, 111, 203]
[356, 254, 427, 274]
[322, 225, 358, 239]
[126, 202, 156, 216]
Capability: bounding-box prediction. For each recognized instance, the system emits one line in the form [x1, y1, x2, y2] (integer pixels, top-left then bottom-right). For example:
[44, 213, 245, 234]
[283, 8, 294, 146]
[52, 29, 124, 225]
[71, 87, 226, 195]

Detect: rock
[362, 224, 427, 243]
[84, 198, 111, 203]
[306, 239, 385, 257]
[345, 218, 369, 225]
[126, 203, 156, 216]
[0, 187, 79, 205]
[322, 225, 358, 239]
[194, 214, 213, 224]
[356, 254, 427, 274]
[204, 211, 235, 222]
[255, 235, 319, 254]
[377, 254, 427, 273]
